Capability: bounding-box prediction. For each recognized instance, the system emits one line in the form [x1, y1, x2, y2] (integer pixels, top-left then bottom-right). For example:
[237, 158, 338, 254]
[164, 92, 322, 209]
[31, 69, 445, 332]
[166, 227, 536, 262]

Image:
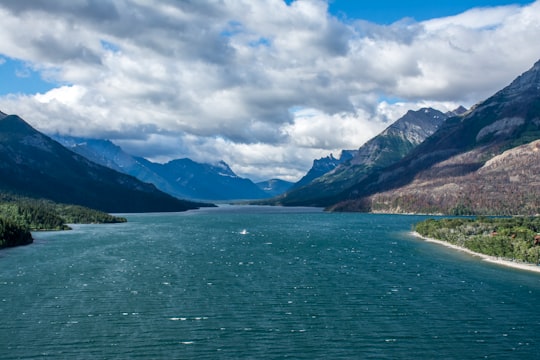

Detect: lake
[1, 205, 540, 359]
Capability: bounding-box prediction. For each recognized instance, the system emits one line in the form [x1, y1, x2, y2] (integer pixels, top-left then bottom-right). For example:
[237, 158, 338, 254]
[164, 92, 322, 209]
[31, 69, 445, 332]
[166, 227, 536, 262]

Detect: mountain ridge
[0, 114, 209, 213]
[291, 150, 358, 191]
[329, 59, 540, 215]
[53, 135, 273, 200]
[271, 107, 450, 206]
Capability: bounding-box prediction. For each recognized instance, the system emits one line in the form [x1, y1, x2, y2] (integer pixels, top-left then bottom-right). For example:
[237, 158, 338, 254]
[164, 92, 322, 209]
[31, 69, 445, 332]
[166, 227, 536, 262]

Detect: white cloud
[282, 108, 382, 149]
[0, 0, 538, 182]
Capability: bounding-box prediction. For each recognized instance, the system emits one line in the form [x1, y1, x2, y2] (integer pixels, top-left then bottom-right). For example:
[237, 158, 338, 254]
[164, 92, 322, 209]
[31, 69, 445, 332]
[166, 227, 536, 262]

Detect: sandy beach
[412, 231, 540, 274]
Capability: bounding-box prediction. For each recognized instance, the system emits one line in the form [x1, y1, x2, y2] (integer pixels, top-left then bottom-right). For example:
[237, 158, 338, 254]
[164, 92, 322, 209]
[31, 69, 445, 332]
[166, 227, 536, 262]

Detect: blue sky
[0, 58, 55, 95]
[0, 0, 539, 181]
[328, 0, 534, 23]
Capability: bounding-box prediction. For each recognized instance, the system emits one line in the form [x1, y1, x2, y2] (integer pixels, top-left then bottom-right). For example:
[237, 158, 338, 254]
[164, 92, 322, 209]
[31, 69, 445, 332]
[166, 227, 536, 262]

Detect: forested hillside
[0, 217, 33, 249]
[0, 194, 127, 249]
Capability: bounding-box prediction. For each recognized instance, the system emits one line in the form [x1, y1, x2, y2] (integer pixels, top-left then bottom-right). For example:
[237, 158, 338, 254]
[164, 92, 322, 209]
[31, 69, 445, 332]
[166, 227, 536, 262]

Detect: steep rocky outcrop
[291, 150, 358, 191]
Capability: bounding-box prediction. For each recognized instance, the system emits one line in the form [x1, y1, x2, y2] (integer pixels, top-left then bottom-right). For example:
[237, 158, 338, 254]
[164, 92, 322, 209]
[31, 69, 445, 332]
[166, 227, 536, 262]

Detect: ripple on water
[0, 210, 539, 359]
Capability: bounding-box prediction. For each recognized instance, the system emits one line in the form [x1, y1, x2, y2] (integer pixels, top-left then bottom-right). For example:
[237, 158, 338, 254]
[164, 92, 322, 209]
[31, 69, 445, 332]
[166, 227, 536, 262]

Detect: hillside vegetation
[0, 217, 33, 249]
[414, 217, 540, 264]
[0, 194, 127, 249]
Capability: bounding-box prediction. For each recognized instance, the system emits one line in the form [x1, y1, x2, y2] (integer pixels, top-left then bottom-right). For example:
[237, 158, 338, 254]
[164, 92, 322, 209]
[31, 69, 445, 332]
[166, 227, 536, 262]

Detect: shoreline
[411, 231, 540, 274]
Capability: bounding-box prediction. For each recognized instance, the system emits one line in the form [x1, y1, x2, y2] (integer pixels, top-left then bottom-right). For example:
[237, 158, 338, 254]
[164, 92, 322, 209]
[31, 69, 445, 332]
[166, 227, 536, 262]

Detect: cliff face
[290, 150, 358, 191]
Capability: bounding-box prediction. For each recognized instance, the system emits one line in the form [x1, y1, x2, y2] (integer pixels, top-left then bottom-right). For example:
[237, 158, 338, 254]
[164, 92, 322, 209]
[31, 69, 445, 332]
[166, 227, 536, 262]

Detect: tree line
[0, 193, 127, 249]
[414, 217, 540, 264]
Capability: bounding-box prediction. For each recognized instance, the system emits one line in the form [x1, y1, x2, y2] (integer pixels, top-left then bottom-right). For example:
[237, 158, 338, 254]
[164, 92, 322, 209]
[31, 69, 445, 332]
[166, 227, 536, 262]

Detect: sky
[0, 1, 539, 182]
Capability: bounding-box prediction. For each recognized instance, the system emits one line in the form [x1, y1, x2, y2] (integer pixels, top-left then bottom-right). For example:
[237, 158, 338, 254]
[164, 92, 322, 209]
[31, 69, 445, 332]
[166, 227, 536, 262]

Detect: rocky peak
[447, 106, 467, 117]
[379, 107, 448, 145]
[290, 149, 358, 190]
[498, 59, 540, 98]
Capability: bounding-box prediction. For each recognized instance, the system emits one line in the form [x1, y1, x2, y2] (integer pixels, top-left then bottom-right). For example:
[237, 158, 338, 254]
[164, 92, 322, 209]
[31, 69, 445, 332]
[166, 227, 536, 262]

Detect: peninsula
[0, 194, 127, 249]
[413, 217, 540, 273]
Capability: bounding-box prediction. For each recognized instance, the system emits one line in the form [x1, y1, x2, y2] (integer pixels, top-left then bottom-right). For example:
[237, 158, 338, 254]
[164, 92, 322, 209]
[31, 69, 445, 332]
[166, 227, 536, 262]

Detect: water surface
[1, 206, 539, 358]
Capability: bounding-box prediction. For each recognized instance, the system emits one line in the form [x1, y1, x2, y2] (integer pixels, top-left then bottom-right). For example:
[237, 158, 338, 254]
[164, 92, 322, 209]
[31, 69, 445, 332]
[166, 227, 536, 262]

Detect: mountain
[291, 150, 358, 190]
[256, 179, 294, 197]
[366, 140, 540, 215]
[447, 105, 467, 117]
[0, 114, 209, 213]
[54, 136, 269, 201]
[273, 107, 450, 206]
[149, 158, 269, 201]
[52, 136, 186, 198]
[330, 59, 540, 215]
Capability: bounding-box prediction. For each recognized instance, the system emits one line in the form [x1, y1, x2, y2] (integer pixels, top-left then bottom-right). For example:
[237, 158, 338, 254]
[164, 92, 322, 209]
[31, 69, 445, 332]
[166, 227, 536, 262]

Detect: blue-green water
[1, 206, 540, 359]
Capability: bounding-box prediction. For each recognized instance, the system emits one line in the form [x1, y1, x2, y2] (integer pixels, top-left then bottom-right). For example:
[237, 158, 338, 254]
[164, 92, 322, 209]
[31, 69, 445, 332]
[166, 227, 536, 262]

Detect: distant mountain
[0, 114, 208, 213]
[272, 107, 450, 206]
[447, 105, 467, 117]
[256, 179, 294, 197]
[330, 59, 540, 215]
[54, 136, 269, 201]
[149, 158, 268, 201]
[53, 136, 187, 198]
[291, 150, 358, 190]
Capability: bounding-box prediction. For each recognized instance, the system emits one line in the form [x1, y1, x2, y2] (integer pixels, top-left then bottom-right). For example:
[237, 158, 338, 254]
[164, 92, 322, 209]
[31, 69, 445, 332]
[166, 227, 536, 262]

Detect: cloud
[0, 0, 538, 182]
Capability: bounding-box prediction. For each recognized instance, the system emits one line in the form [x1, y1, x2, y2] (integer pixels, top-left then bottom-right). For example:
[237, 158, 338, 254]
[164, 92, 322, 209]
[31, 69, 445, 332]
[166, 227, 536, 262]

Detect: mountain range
[53, 136, 279, 201]
[2, 58, 539, 216]
[291, 150, 359, 191]
[0, 113, 209, 213]
[325, 60, 540, 215]
[261, 59, 540, 215]
[271, 107, 455, 206]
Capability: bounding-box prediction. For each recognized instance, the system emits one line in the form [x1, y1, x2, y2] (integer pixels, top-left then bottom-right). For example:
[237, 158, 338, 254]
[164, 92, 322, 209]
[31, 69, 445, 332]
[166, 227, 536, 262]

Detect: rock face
[0, 115, 207, 213]
[274, 107, 449, 206]
[348, 107, 448, 167]
[54, 136, 268, 201]
[291, 150, 358, 191]
[331, 59, 540, 215]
